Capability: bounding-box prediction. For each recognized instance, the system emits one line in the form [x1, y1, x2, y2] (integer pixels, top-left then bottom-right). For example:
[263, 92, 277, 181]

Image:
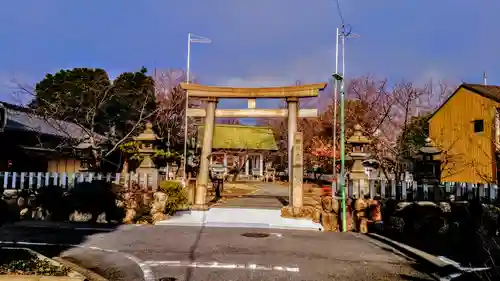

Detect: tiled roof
[462, 83, 500, 102]
[2, 102, 103, 141]
[198, 124, 278, 150]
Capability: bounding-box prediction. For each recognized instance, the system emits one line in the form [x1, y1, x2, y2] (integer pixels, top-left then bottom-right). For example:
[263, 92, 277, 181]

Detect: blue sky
[0, 0, 498, 108]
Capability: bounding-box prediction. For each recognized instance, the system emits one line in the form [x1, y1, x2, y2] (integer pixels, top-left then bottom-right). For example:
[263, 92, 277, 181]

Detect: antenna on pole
[483, 71, 487, 85]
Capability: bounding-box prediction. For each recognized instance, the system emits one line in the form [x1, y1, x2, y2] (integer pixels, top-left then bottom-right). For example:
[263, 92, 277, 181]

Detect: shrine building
[197, 124, 278, 178]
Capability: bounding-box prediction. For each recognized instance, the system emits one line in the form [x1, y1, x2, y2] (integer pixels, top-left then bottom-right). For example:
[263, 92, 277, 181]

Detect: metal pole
[187, 32, 191, 83]
[340, 28, 347, 232]
[339, 79, 347, 232]
[332, 27, 339, 196]
[342, 29, 345, 82]
[183, 33, 191, 183]
[167, 129, 171, 153]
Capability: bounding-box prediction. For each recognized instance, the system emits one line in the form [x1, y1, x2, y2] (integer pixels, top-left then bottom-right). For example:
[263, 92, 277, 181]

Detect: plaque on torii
[180, 82, 327, 210]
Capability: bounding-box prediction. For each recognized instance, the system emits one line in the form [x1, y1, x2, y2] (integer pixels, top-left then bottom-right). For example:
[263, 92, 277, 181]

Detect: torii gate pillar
[194, 97, 218, 209]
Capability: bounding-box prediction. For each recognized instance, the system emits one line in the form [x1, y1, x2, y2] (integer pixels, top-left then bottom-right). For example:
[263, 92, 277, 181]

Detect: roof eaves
[461, 84, 500, 103]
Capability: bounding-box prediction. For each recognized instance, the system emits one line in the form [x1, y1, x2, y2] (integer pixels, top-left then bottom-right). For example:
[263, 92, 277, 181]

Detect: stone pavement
[158, 183, 323, 230]
[212, 182, 289, 209]
[0, 224, 435, 281]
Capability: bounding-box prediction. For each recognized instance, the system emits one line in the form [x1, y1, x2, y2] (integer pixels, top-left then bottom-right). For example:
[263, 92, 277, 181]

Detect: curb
[366, 233, 448, 267]
[53, 257, 109, 281]
[363, 233, 476, 280]
[366, 233, 499, 276]
[0, 247, 88, 281]
[155, 221, 323, 231]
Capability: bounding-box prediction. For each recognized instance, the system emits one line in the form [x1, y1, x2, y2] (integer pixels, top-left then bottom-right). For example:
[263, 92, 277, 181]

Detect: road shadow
[0, 223, 119, 254]
[0, 180, 138, 278]
[368, 231, 500, 280]
[383, 230, 500, 268]
[367, 238, 445, 280]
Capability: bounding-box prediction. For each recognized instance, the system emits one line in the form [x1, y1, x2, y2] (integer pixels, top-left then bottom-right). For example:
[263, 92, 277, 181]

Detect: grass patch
[0, 248, 70, 276]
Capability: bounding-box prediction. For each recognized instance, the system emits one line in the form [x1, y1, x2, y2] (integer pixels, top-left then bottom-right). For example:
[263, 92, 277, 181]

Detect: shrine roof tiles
[197, 124, 278, 150]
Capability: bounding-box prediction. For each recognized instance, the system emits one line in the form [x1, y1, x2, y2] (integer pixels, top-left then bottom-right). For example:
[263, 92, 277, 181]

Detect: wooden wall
[47, 158, 83, 173]
[429, 87, 499, 183]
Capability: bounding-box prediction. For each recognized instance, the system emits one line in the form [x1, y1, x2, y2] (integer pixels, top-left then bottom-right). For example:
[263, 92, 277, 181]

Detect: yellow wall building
[428, 84, 500, 183]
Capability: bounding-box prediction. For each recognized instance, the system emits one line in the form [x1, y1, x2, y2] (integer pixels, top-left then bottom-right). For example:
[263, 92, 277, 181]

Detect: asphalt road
[0, 224, 435, 281]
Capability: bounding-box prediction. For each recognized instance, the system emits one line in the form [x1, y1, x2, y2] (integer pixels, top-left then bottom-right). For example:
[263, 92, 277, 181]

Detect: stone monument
[292, 132, 304, 210]
[347, 124, 372, 197]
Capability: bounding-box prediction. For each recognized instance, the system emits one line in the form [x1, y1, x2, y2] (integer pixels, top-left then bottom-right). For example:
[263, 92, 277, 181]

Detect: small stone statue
[354, 195, 369, 233]
[320, 197, 340, 232]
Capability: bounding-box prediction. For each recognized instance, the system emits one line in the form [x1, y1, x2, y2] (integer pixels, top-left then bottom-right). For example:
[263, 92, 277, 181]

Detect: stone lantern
[413, 138, 442, 201]
[74, 134, 97, 171]
[134, 122, 159, 187]
[347, 124, 372, 197]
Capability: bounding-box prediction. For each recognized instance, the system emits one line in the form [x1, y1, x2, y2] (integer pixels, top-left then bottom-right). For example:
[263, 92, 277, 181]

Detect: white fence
[328, 179, 500, 202]
[1, 171, 499, 202]
[0, 171, 161, 190]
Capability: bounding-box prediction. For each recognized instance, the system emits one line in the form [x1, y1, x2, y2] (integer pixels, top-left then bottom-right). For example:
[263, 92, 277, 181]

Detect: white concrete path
[155, 208, 323, 231]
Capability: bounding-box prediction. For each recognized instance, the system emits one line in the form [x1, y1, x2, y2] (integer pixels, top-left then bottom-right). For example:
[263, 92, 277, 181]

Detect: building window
[473, 119, 484, 133]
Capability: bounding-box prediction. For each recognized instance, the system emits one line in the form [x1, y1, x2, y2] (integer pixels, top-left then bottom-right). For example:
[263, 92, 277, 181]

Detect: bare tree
[369, 79, 456, 182]
[153, 69, 205, 151]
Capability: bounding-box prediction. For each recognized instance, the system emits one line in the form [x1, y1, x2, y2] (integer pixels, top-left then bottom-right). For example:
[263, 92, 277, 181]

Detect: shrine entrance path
[158, 182, 321, 230]
[213, 183, 289, 209]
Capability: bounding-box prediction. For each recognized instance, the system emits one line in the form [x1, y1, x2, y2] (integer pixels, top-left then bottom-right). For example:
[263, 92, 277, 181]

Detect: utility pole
[340, 26, 346, 233]
[332, 71, 346, 232]
[332, 27, 339, 195]
[333, 25, 360, 232]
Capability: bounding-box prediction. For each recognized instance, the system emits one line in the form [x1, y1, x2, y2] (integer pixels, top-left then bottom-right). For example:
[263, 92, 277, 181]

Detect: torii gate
[180, 82, 327, 210]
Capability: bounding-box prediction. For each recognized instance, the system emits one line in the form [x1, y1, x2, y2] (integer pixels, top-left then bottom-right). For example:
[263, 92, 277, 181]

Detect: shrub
[35, 185, 70, 221]
[117, 181, 154, 224]
[158, 181, 188, 215]
[68, 180, 123, 223]
[133, 197, 154, 224]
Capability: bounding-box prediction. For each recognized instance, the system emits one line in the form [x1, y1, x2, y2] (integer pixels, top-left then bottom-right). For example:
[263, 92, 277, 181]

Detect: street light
[332, 72, 347, 232]
[332, 73, 343, 81]
[332, 26, 360, 197]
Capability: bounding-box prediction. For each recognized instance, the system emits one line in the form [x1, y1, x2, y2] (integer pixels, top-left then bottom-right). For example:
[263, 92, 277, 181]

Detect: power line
[335, 1, 354, 38]
[335, 0, 345, 26]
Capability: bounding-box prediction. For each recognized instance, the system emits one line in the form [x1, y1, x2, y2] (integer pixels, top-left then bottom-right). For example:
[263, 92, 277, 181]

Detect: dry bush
[158, 181, 189, 215]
